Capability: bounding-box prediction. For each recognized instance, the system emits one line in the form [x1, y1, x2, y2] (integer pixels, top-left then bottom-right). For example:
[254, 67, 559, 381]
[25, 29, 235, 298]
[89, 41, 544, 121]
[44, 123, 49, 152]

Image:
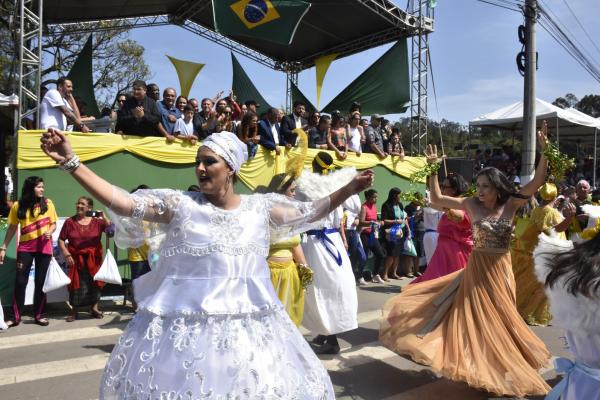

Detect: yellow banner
[315, 53, 338, 108]
[17, 131, 426, 189]
[167, 55, 205, 98]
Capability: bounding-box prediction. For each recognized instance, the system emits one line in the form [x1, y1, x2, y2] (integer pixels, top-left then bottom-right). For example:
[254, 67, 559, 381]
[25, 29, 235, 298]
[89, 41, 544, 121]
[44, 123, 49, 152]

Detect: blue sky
[129, 0, 600, 125]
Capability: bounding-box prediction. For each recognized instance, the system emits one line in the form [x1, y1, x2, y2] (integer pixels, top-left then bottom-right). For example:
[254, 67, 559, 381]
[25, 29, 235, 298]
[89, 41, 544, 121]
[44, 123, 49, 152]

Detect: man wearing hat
[116, 80, 170, 139]
[364, 114, 387, 159]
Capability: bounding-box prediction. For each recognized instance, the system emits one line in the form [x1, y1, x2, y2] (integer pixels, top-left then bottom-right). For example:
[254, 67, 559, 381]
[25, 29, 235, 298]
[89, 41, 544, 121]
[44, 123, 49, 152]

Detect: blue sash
[545, 357, 600, 400]
[307, 228, 343, 266]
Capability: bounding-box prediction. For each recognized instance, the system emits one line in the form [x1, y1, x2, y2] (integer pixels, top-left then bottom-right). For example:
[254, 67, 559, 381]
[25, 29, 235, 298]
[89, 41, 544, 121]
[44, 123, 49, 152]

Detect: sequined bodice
[472, 217, 512, 249]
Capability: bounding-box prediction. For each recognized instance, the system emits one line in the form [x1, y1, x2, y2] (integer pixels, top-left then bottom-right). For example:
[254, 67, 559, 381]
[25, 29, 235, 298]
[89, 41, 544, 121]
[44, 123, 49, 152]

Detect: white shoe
[372, 274, 384, 283]
[358, 278, 368, 286]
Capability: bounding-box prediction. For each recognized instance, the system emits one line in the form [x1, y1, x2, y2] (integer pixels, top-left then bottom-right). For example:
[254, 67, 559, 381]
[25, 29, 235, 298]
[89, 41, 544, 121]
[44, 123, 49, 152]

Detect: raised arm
[517, 124, 549, 198]
[425, 144, 468, 211]
[40, 128, 171, 223]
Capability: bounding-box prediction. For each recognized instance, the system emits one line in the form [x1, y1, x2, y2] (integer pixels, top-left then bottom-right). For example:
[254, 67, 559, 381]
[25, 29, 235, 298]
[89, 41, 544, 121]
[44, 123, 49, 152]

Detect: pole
[520, 0, 537, 184]
[594, 128, 597, 188]
[555, 117, 559, 149]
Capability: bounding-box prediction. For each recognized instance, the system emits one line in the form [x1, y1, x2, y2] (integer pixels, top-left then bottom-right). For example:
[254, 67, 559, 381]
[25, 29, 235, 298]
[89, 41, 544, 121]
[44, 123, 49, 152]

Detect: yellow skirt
[380, 249, 550, 397]
[511, 249, 552, 326]
[268, 259, 305, 326]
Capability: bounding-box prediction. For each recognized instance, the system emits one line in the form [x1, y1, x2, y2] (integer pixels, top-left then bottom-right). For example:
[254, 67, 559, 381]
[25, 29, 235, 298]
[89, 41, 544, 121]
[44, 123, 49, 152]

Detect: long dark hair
[383, 187, 403, 209]
[476, 167, 526, 204]
[444, 173, 469, 196]
[18, 176, 47, 219]
[545, 234, 600, 298]
[240, 112, 258, 139]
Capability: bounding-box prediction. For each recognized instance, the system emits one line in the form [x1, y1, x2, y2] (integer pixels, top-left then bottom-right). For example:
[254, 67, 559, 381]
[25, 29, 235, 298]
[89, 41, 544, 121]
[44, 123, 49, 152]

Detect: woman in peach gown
[380, 134, 552, 397]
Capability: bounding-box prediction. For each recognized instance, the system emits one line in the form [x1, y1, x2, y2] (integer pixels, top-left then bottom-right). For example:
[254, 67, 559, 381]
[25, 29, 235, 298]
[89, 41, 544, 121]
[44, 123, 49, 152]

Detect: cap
[371, 113, 383, 120]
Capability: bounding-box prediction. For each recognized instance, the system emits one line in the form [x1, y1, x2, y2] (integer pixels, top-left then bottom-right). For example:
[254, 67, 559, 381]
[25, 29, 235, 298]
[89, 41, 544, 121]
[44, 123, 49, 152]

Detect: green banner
[322, 40, 410, 116]
[67, 34, 100, 118]
[290, 80, 316, 114]
[231, 53, 272, 110]
[213, 0, 311, 45]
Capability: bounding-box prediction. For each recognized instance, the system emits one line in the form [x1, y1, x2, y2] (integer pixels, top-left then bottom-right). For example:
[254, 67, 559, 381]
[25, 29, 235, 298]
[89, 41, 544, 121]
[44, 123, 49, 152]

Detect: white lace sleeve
[262, 193, 330, 242]
[107, 188, 183, 250]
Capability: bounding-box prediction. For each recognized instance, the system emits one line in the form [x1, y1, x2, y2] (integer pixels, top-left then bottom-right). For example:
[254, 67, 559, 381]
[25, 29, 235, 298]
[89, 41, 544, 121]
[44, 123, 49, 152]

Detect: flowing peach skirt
[380, 249, 551, 397]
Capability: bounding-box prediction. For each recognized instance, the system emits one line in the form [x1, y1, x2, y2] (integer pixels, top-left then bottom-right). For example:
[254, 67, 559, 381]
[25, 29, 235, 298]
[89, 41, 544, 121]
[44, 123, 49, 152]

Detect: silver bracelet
[58, 154, 81, 173]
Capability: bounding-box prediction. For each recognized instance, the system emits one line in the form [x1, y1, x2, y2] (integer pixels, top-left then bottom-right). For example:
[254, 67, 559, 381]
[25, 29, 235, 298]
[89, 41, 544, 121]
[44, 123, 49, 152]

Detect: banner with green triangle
[67, 34, 100, 117]
[231, 53, 272, 110]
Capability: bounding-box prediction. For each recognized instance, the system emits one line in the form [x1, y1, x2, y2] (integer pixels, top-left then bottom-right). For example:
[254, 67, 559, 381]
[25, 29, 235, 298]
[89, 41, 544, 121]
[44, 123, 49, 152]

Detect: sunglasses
[117, 99, 126, 103]
[223, 111, 232, 115]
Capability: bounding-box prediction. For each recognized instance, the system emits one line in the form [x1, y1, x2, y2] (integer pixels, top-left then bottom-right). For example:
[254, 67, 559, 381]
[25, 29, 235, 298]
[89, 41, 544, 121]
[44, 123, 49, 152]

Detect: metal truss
[285, 71, 299, 113]
[18, 0, 43, 129]
[47, 15, 279, 71]
[41, 1, 434, 116]
[357, 0, 433, 31]
[409, 0, 431, 156]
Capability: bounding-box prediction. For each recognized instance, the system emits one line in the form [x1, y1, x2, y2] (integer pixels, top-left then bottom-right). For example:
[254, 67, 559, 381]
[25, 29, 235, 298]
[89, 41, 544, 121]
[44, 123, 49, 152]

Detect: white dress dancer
[534, 229, 600, 400]
[39, 129, 375, 399]
[296, 165, 359, 354]
[422, 206, 443, 264]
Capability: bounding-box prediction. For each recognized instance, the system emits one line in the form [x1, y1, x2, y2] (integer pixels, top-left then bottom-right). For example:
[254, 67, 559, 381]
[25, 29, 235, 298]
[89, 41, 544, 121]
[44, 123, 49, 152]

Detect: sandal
[66, 314, 77, 322]
[90, 310, 104, 319]
[5, 320, 20, 328]
[35, 318, 49, 326]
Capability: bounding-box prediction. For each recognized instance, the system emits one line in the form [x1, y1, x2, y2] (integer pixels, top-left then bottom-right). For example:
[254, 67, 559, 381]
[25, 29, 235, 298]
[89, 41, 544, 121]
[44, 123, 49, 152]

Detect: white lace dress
[101, 190, 334, 399]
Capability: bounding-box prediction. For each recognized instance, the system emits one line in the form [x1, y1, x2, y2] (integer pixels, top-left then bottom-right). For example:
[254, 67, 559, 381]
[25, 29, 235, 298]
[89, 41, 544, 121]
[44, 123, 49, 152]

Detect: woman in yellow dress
[262, 174, 311, 326]
[380, 130, 552, 397]
[511, 183, 575, 326]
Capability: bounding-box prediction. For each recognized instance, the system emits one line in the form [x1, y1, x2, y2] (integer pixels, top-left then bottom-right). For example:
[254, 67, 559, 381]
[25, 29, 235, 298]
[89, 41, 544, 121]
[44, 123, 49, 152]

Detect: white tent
[469, 98, 600, 186]
[0, 93, 18, 107]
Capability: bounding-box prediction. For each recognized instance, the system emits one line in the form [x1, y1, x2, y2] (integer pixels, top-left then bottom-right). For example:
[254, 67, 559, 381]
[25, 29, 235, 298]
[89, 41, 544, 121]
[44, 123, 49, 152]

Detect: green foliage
[0, 4, 151, 107]
[553, 92, 600, 118]
[544, 141, 576, 182]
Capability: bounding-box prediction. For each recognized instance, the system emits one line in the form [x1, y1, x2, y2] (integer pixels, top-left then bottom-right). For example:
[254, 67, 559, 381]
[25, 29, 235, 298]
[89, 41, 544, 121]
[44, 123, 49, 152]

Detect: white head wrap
[201, 131, 248, 173]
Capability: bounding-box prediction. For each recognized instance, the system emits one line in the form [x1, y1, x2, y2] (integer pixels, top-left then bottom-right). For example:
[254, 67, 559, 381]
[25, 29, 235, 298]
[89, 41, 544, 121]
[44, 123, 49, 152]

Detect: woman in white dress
[40, 128, 374, 399]
[534, 207, 600, 400]
[296, 151, 360, 355]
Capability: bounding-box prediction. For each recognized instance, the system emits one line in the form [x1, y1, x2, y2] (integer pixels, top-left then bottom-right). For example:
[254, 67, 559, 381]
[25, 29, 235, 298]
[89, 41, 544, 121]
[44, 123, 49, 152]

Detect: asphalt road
[0, 278, 567, 400]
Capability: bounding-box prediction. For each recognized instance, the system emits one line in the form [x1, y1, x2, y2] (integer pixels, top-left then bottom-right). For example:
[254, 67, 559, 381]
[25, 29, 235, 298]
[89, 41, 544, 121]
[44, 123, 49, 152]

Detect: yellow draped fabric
[166, 55, 205, 98]
[315, 53, 338, 108]
[17, 131, 426, 189]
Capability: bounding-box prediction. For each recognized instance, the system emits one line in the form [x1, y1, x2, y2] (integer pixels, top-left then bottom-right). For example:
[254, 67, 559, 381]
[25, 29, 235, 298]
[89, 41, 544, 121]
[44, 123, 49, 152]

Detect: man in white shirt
[39, 78, 89, 132]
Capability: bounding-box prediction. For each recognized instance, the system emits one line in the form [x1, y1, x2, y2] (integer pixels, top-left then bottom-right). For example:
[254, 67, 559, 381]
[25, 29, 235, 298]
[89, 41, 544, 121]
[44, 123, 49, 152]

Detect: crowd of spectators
[36, 79, 407, 163]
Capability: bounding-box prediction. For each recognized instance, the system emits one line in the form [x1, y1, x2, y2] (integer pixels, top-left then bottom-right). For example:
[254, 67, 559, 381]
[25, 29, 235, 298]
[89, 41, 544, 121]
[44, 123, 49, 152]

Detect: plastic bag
[0, 297, 7, 330]
[403, 238, 417, 257]
[42, 257, 71, 293]
[94, 249, 122, 285]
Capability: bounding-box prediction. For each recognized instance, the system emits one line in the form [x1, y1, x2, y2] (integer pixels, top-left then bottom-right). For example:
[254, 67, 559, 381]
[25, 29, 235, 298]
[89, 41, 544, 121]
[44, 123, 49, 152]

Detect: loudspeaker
[440, 158, 474, 183]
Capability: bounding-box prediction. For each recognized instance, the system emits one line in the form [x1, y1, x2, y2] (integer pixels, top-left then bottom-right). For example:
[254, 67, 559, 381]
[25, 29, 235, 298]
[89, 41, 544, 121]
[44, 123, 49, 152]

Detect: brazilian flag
[213, 0, 311, 45]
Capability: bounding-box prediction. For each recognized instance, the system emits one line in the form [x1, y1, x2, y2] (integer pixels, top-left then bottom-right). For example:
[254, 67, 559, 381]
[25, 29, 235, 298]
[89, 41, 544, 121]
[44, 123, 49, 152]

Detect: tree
[576, 94, 600, 118]
[0, 1, 151, 107]
[43, 22, 152, 108]
[552, 93, 578, 109]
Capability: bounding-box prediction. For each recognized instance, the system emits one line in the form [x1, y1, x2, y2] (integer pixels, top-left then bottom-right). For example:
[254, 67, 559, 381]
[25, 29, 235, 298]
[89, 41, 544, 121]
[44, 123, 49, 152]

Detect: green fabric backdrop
[67, 35, 100, 118]
[231, 53, 272, 110]
[322, 40, 410, 116]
